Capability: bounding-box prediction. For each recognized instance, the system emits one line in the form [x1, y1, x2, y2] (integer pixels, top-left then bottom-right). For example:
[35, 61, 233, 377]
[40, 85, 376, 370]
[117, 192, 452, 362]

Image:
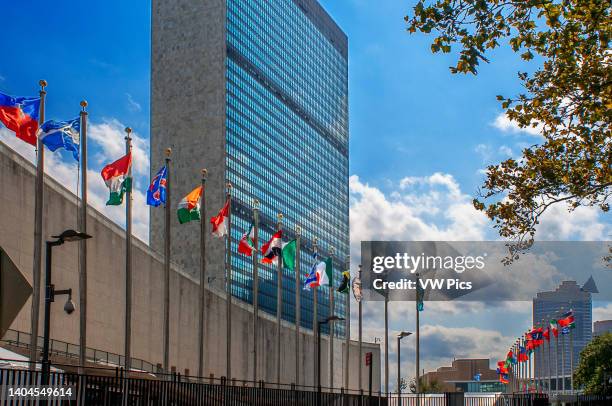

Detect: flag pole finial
[296, 225, 301, 235]
[201, 168, 208, 178]
[80, 100, 88, 110]
[277, 212, 283, 221]
[330, 247, 335, 255]
[253, 198, 259, 210]
[39, 80, 47, 90]
[124, 127, 132, 142]
[165, 147, 172, 158]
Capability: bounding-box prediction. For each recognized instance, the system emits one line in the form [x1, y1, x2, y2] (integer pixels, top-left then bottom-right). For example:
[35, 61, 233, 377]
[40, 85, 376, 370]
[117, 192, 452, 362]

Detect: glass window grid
[225, 0, 349, 337]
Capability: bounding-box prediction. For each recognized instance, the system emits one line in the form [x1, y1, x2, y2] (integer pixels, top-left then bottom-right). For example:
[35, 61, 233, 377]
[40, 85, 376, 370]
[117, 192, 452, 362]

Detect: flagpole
[162, 148, 172, 374]
[547, 322, 552, 393]
[295, 225, 302, 386]
[252, 198, 259, 383]
[329, 247, 336, 389]
[276, 212, 283, 386]
[384, 286, 389, 395]
[124, 127, 133, 376]
[78, 100, 88, 374]
[226, 182, 233, 380]
[358, 264, 362, 391]
[569, 309, 574, 393]
[344, 255, 350, 390]
[29, 79, 47, 369]
[198, 169, 208, 378]
[415, 272, 420, 394]
[313, 237, 319, 386]
[555, 327, 559, 394]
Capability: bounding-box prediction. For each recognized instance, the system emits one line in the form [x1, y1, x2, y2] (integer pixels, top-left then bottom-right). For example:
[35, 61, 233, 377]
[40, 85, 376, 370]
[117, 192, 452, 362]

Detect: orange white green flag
[177, 186, 203, 224]
[101, 152, 132, 206]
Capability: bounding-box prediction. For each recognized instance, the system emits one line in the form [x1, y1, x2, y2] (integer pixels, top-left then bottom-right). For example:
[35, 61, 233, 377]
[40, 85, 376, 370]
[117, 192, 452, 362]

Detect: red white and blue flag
[146, 166, 168, 207]
[0, 91, 40, 146]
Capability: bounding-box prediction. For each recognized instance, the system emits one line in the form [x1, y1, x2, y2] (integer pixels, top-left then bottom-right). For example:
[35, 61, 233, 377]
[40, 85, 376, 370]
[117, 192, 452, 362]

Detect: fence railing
[1, 329, 157, 373]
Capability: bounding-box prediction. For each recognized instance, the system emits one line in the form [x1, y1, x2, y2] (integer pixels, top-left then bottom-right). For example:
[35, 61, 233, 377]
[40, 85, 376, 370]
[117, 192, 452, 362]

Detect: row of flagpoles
[497, 308, 577, 394]
[1, 83, 358, 386]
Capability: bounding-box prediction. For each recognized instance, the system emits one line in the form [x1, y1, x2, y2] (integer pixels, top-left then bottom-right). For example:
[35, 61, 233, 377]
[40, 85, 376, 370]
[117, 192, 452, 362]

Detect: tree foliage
[406, 0, 611, 253]
[574, 332, 612, 395]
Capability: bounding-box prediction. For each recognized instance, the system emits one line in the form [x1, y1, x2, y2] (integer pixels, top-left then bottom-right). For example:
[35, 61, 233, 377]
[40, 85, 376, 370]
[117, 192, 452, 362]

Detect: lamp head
[398, 331, 412, 339]
[52, 229, 92, 243]
[64, 298, 76, 315]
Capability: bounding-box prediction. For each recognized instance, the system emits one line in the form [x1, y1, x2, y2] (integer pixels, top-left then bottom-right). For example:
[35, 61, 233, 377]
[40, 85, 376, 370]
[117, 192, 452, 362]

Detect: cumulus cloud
[492, 113, 543, 136]
[349, 173, 489, 263]
[0, 121, 149, 241]
[537, 203, 609, 241]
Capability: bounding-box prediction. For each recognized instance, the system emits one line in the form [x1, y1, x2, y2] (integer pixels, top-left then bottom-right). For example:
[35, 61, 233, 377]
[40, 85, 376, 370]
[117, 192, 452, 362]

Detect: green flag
[337, 271, 350, 293]
[282, 239, 297, 270]
[416, 279, 424, 311]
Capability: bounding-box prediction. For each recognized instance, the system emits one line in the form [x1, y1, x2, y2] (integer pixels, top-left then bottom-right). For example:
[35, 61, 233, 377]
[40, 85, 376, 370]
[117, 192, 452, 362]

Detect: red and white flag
[210, 199, 229, 237]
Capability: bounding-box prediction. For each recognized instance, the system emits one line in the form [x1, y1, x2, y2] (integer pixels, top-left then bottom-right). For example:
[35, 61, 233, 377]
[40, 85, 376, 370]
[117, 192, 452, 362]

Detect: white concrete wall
[0, 142, 380, 391]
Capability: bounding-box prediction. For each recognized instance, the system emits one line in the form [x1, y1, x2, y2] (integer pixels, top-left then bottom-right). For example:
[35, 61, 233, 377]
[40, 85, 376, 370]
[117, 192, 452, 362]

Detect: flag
[561, 326, 571, 335]
[238, 224, 256, 256]
[304, 257, 333, 288]
[261, 230, 282, 264]
[506, 350, 517, 366]
[416, 279, 425, 311]
[496, 361, 508, 374]
[39, 118, 80, 161]
[529, 328, 544, 347]
[337, 271, 350, 293]
[558, 310, 575, 330]
[518, 346, 528, 362]
[146, 166, 168, 207]
[101, 152, 132, 206]
[281, 239, 297, 269]
[550, 319, 559, 338]
[210, 199, 229, 237]
[177, 186, 202, 224]
[315, 257, 333, 286]
[543, 327, 550, 341]
[0, 92, 40, 146]
[352, 275, 362, 302]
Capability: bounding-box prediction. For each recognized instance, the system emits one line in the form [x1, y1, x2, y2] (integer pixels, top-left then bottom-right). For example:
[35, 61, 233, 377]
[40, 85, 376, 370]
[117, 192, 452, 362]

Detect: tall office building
[151, 0, 349, 337]
[532, 280, 594, 390]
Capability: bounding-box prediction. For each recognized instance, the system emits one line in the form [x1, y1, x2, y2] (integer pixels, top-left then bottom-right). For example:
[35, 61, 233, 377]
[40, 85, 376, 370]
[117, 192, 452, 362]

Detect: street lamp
[397, 331, 412, 395]
[41, 230, 91, 384]
[317, 315, 345, 404]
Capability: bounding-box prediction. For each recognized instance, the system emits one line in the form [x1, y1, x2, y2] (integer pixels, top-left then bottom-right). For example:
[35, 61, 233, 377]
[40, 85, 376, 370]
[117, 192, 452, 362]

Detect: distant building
[532, 279, 595, 391]
[421, 359, 504, 393]
[593, 320, 612, 337]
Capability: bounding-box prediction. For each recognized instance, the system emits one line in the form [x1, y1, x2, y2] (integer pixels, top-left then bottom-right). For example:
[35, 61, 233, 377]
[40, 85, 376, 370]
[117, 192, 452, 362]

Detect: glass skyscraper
[151, 0, 349, 337]
[532, 280, 594, 391]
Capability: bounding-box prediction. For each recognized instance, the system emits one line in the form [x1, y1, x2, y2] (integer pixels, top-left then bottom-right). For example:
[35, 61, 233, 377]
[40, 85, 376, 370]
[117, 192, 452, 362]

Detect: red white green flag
[101, 152, 132, 206]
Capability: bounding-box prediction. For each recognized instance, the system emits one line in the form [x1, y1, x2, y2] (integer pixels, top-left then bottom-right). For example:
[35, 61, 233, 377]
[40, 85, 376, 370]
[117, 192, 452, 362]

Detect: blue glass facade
[225, 0, 349, 337]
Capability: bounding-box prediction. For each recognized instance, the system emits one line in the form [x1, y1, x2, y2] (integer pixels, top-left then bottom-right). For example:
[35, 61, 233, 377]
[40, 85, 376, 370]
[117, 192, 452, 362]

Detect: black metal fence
[1, 367, 381, 406]
[6, 367, 609, 406]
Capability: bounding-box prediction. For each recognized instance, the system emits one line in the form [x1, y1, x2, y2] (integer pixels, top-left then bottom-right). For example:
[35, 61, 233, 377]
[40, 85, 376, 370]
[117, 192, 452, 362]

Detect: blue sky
[1, 0, 610, 390]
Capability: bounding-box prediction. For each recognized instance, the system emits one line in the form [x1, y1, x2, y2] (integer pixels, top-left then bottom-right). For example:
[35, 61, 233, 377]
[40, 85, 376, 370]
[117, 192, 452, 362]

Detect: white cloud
[537, 202, 609, 241]
[125, 93, 142, 112]
[0, 121, 149, 242]
[349, 173, 489, 264]
[492, 113, 542, 136]
[498, 145, 513, 156]
[593, 303, 612, 323]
